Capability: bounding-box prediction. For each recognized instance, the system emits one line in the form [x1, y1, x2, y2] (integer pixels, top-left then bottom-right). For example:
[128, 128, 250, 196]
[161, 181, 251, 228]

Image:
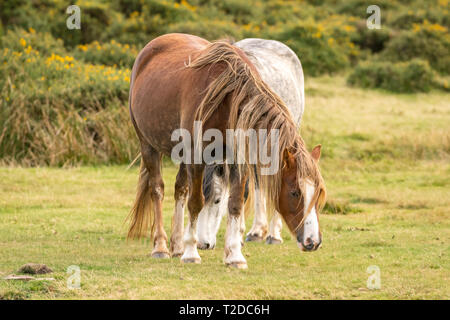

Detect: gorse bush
[104, 0, 199, 45]
[218, 0, 256, 24]
[74, 40, 138, 68]
[1, 28, 67, 57]
[1, 31, 129, 110]
[270, 21, 350, 76]
[166, 20, 244, 40]
[350, 21, 391, 53]
[261, 0, 317, 26]
[336, 0, 399, 17]
[1, 0, 447, 74]
[0, 30, 135, 166]
[0, 0, 116, 48]
[381, 21, 450, 74]
[388, 2, 450, 30]
[347, 59, 436, 92]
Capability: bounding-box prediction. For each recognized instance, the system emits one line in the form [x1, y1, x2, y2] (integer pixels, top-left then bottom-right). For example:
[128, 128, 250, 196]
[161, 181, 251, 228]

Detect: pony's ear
[283, 149, 295, 169]
[311, 145, 321, 162]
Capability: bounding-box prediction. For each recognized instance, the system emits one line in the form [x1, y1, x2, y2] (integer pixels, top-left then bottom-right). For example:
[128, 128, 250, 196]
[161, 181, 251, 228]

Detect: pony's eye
[290, 190, 300, 198]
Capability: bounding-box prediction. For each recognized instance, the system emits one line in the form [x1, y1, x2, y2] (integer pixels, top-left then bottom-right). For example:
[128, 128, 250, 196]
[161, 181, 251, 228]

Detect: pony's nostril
[303, 238, 314, 250]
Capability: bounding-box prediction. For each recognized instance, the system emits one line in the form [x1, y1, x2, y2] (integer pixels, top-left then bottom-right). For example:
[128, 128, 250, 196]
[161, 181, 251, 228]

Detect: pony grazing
[127, 33, 326, 268]
[196, 38, 306, 249]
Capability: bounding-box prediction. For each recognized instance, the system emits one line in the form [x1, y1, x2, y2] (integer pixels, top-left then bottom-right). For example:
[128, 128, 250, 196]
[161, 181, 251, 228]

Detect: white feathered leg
[266, 211, 283, 244]
[245, 184, 267, 242]
[224, 214, 247, 269]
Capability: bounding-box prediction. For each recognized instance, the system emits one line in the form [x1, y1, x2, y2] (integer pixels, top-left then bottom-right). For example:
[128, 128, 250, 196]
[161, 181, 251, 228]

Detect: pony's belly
[140, 119, 180, 156]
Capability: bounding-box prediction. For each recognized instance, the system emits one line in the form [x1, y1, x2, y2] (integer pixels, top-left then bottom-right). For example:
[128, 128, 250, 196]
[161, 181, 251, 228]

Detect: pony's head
[278, 145, 326, 251]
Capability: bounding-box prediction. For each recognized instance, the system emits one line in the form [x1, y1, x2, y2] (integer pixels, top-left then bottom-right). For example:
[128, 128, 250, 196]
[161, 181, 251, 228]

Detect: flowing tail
[126, 161, 154, 240]
[126, 43, 155, 240]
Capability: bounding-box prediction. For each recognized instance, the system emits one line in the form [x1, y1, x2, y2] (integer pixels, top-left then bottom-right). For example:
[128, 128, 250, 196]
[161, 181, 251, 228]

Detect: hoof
[266, 236, 283, 245]
[171, 252, 183, 258]
[181, 257, 201, 264]
[245, 234, 264, 242]
[227, 262, 248, 269]
[151, 251, 170, 259]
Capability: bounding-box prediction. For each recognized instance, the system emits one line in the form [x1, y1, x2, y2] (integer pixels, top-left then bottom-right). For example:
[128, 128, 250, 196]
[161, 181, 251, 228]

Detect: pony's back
[234, 38, 305, 126]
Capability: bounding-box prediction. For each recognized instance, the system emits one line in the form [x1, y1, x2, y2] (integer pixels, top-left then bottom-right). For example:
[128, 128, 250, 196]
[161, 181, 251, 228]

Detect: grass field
[0, 77, 448, 299]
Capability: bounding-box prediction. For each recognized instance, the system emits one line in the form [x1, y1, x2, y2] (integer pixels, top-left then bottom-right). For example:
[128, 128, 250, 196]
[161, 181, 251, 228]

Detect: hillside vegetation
[0, 0, 449, 165]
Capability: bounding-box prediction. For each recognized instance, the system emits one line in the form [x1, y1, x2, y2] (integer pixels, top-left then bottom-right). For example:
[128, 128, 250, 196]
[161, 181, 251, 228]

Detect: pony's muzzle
[296, 234, 321, 252]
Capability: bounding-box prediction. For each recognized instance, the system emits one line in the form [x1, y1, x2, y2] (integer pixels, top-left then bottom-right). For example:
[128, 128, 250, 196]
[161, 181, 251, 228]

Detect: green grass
[0, 77, 449, 299]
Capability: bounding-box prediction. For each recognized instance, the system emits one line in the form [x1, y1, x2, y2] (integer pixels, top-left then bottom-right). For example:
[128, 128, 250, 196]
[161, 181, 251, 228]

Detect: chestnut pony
[127, 33, 326, 268]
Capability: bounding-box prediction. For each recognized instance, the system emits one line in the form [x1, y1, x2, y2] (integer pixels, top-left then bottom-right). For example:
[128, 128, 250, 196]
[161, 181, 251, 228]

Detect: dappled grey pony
[197, 38, 305, 249]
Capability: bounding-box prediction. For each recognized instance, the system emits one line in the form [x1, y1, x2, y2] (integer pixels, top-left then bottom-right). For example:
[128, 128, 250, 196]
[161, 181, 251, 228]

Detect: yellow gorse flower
[413, 20, 448, 33]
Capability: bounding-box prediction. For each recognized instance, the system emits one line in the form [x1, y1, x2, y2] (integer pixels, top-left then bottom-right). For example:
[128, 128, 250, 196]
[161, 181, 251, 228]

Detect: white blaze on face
[196, 173, 228, 248]
[209, 187, 228, 240]
[302, 181, 320, 244]
[196, 208, 211, 246]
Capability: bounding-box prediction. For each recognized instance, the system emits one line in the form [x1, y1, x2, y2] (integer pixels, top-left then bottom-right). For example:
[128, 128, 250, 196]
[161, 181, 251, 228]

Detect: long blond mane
[188, 40, 326, 230]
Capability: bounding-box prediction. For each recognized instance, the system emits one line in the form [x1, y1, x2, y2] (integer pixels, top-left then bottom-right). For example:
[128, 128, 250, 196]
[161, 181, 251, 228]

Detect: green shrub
[48, 1, 114, 48]
[1, 28, 67, 57]
[347, 59, 436, 92]
[433, 76, 450, 92]
[0, 0, 448, 166]
[351, 20, 391, 53]
[104, 0, 198, 46]
[336, 0, 399, 17]
[269, 21, 350, 75]
[390, 10, 426, 29]
[112, 0, 145, 17]
[0, 1, 115, 48]
[381, 21, 450, 74]
[389, 6, 450, 30]
[0, 30, 135, 166]
[0, 0, 32, 28]
[145, 0, 196, 22]
[262, 0, 297, 25]
[319, 16, 363, 65]
[261, 1, 321, 26]
[166, 20, 243, 40]
[219, 0, 259, 25]
[74, 40, 138, 68]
